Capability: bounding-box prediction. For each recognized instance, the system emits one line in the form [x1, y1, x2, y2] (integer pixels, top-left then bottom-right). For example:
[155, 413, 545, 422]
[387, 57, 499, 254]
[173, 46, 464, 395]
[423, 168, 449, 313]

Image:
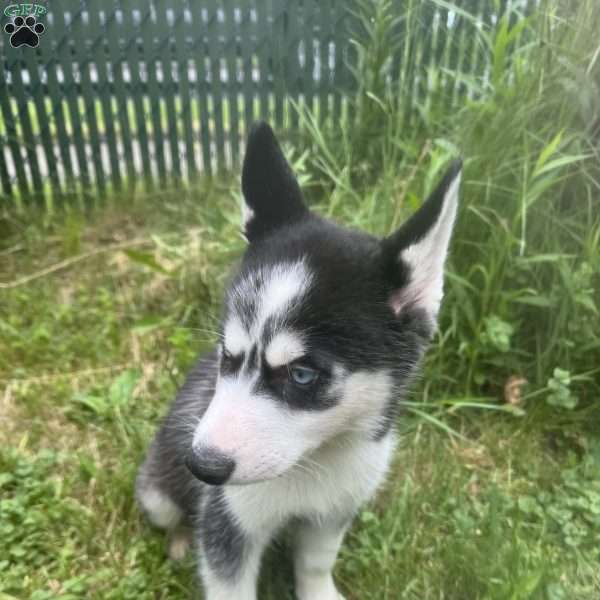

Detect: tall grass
[296, 0, 600, 413]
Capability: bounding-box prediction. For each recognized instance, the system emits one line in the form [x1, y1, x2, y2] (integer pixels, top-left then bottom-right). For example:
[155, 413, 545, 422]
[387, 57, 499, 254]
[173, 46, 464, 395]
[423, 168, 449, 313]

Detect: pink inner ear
[388, 169, 461, 322]
[389, 286, 418, 317]
[388, 265, 444, 326]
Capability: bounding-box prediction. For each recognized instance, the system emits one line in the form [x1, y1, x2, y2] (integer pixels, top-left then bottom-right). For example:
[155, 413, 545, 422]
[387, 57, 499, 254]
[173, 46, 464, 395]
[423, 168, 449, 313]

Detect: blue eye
[289, 366, 319, 386]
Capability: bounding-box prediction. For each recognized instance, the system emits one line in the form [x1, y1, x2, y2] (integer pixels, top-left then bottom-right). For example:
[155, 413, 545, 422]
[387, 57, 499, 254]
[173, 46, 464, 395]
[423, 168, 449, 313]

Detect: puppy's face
[190, 123, 462, 485]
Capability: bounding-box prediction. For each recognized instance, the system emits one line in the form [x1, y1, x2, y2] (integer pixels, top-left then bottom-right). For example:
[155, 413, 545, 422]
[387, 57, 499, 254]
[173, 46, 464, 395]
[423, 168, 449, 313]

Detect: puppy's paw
[298, 591, 345, 600]
[167, 526, 191, 561]
[296, 574, 345, 600]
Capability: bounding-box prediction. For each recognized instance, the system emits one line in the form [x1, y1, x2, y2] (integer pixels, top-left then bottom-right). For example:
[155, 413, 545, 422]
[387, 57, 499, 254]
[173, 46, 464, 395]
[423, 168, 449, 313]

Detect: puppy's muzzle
[185, 446, 235, 485]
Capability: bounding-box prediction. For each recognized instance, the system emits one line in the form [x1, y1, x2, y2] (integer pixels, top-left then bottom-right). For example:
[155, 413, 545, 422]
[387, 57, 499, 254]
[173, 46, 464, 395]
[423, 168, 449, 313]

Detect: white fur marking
[257, 261, 312, 328]
[140, 488, 182, 529]
[241, 194, 255, 231]
[223, 317, 251, 356]
[265, 330, 305, 367]
[168, 528, 191, 561]
[225, 260, 313, 361]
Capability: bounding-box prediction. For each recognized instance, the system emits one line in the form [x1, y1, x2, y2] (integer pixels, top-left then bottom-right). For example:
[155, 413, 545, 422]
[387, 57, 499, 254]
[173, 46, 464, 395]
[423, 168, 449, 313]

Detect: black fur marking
[241, 122, 308, 242]
[199, 488, 247, 580]
[135, 353, 218, 522]
[371, 306, 432, 440]
[221, 350, 243, 376]
[244, 344, 259, 373]
[252, 357, 337, 411]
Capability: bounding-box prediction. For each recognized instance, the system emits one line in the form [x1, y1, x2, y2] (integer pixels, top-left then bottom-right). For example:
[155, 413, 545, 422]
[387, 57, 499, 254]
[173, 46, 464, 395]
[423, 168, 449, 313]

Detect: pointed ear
[382, 160, 462, 325]
[241, 121, 308, 242]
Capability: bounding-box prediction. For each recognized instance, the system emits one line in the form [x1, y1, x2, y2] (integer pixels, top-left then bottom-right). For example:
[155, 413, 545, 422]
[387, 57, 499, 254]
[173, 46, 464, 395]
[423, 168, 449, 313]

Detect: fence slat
[0, 145, 11, 198]
[240, 0, 256, 135]
[41, 17, 74, 195]
[122, 0, 153, 183]
[140, 3, 167, 184]
[223, 0, 241, 165]
[303, 0, 316, 117]
[287, 0, 301, 128]
[24, 49, 61, 200]
[53, 0, 92, 196]
[318, 1, 332, 125]
[172, 3, 197, 179]
[271, 0, 285, 129]
[188, 1, 212, 174]
[255, 0, 270, 121]
[90, 0, 122, 192]
[107, 0, 136, 187]
[156, 0, 181, 181]
[0, 80, 28, 197]
[331, 1, 345, 122]
[71, 4, 106, 199]
[10, 56, 44, 198]
[206, 0, 227, 168]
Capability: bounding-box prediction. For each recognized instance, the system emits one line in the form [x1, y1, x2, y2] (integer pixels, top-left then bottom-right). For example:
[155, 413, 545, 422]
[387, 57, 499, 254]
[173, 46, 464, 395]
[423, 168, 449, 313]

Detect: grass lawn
[2, 1, 600, 598]
[1, 183, 599, 600]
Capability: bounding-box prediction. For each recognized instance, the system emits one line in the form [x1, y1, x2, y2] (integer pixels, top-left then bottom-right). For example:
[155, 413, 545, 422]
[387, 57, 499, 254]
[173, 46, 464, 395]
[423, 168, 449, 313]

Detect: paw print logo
[4, 15, 45, 48]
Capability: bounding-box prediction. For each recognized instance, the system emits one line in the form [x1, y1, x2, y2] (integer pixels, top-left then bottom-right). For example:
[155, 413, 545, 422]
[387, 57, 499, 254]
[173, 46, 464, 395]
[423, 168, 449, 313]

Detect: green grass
[1, 0, 600, 598]
[1, 184, 599, 599]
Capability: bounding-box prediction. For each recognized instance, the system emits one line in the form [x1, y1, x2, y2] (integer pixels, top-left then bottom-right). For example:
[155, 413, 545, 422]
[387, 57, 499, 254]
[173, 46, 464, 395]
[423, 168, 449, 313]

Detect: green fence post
[172, 3, 198, 180]
[187, 0, 213, 174]
[240, 0, 256, 135]
[331, 0, 345, 123]
[140, 3, 167, 185]
[40, 14, 74, 202]
[270, 0, 285, 129]
[255, 0, 271, 121]
[206, 0, 227, 169]
[71, 2, 106, 200]
[156, 0, 181, 182]
[54, 0, 92, 200]
[10, 55, 44, 201]
[24, 47, 61, 203]
[122, 0, 153, 184]
[287, 0, 301, 128]
[0, 80, 28, 198]
[223, 0, 241, 166]
[318, 0, 333, 125]
[89, 0, 122, 193]
[301, 0, 316, 121]
[0, 143, 11, 199]
[107, 0, 136, 189]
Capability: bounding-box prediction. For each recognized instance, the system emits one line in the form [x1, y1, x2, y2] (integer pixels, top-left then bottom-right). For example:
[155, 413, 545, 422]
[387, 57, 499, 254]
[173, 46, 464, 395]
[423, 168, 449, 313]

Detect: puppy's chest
[224, 434, 396, 536]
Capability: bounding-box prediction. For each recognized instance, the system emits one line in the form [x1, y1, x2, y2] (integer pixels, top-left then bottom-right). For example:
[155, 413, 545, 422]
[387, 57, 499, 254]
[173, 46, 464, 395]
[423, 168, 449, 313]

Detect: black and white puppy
[136, 122, 462, 600]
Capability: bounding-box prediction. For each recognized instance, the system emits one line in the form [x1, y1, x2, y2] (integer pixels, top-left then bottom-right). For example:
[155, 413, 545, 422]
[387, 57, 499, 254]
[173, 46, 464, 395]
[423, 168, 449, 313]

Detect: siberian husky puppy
[136, 122, 462, 600]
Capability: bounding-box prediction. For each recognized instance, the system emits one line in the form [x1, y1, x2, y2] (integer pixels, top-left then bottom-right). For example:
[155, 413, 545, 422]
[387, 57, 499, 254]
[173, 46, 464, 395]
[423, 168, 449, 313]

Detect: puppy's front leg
[198, 489, 269, 600]
[294, 518, 349, 600]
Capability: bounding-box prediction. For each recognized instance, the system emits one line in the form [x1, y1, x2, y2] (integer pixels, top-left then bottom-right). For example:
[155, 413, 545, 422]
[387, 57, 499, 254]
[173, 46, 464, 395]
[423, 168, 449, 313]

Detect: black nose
[185, 446, 235, 485]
